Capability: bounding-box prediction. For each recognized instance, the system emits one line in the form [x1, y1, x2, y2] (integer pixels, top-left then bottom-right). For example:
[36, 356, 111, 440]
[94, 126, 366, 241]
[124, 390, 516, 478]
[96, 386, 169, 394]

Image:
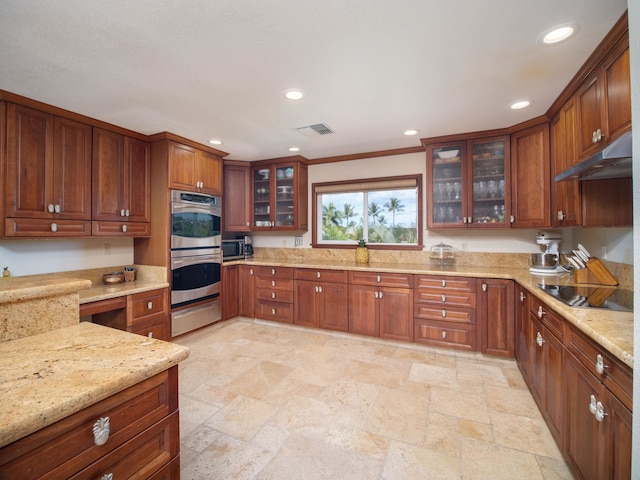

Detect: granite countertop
[228, 258, 634, 369]
[78, 280, 170, 304]
[0, 276, 92, 304]
[0, 322, 189, 449]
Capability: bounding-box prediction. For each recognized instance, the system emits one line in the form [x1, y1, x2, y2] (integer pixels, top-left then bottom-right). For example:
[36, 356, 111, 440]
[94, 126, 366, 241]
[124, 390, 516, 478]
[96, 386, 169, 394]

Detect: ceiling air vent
[296, 123, 335, 136]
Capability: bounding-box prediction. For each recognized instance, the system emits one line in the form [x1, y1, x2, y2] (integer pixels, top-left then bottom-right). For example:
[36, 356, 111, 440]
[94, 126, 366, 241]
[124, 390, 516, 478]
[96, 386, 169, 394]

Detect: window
[312, 175, 422, 248]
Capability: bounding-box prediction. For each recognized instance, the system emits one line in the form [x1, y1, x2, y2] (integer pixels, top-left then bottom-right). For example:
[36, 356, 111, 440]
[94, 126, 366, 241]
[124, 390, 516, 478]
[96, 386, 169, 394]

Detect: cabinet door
[199, 151, 223, 195]
[5, 103, 53, 218]
[348, 284, 379, 337]
[93, 128, 124, 221]
[223, 164, 251, 231]
[168, 141, 198, 191]
[510, 123, 551, 228]
[469, 137, 509, 227]
[514, 285, 529, 379]
[222, 265, 239, 320]
[551, 100, 582, 227]
[426, 142, 466, 228]
[609, 393, 632, 480]
[124, 137, 150, 222]
[603, 44, 631, 144]
[575, 71, 603, 161]
[566, 352, 609, 480]
[293, 280, 319, 328]
[318, 281, 349, 332]
[545, 330, 565, 448]
[238, 265, 255, 317]
[581, 177, 633, 227]
[379, 287, 413, 342]
[252, 166, 272, 228]
[54, 117, 92, 220]
[478, 278, 514, 357]
[528, 315, 545, 407]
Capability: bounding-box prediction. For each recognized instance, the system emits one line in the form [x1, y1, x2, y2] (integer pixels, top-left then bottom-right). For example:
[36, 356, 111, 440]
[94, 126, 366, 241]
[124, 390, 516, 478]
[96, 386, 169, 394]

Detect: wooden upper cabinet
[550, 99, 582, 227]
[250, 159, 308, 231]
[510, 122, 551, 228]
[92, 127, 150, 225]
[223, 161, 251, 231]
[168, 141, 222, 195]
[575, 38, 630, 161]
[5, 103, 92, 221]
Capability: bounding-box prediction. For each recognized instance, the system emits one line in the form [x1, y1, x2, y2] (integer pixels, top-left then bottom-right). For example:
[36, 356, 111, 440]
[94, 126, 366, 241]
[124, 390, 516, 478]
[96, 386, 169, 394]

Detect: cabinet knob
[271, 268, 276, 275]
[441, 279, 446, 287]
[315, 285, 319, 293]
[271, 280, 275, 287]
[441, 309, 447, 318]
[379, 291, 383, 299]
[482, 283, 487, 292]
[54, 204, 61, 214]
[467, 216, 473, 224]
[51, 223, 58, 232]
[537, 306, 544, 318]
[271, 292, 276, 299]
[376, 275, 381, 283]
[510, 215, 515, 223]
[557, 210, 565, 221]
[441, 330, 447, 339]
[92, 417, 110, 446]
[125, 209, 130, 217]
[316, 271, 321, 279]
[100, 474, 114, 480]
[271, 308, 276, 315]
[595, 354, 608, 375]
[536, 331, 545, 347]
[462, 217, 467, 224]
[249, 268, 254, 275]
[246, 222, 250, 227]
[318, 286, 323, 294]
[592, 128, 604, 144]
[520, 291, 526, 302]
[148, 332, 153, 338]
[120, 209, 125, 217]
[122, 224, 127, 233]
[147, 301, 153, 310]
[374, 291, 379, 299]
[594, 401, 608, 422]
[441, 294, 446, 302]
[589, 395, 598, 415]
[48, 204, 55, 213]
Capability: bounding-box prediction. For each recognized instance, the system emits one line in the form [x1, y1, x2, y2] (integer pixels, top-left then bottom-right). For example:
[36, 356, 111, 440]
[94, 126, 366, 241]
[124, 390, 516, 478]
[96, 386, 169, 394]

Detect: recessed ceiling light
[404, 129, 419, 136]
[284, 89, 304, 100]
[510, 100, 531, 110]
[288, 147, 300, 152]
[209, 139, 223, 145]
[539, 24, 578, 45]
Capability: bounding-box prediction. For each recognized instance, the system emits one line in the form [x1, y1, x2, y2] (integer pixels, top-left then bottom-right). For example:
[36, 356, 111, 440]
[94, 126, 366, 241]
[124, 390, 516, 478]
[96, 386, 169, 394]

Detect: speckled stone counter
[0, 276, 91, 342]
[227, 256, 634, 369]
[0, 322, 189, 449]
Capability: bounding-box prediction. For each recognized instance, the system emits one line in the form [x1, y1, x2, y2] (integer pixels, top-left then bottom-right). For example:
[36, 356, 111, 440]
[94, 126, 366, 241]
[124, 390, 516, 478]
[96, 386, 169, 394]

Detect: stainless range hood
[555, 131, 632, 181]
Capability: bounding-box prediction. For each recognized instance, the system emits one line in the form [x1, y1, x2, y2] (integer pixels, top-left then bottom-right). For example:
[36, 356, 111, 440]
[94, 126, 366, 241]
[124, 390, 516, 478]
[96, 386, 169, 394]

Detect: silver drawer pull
[48, 203, 55, 213]
[271, 280, 276, 287]
[147, 301, 153, 310]
[482, 283, 487, 292]
[271, 308, 276, 315]
[441, 330, 447, 339]
[594, 401, 607, 422]
[441, 309, 447, 318]
[520, 291, 526, 302]
[271, 268, 275, 275]
[318, 286, 323, 293]
[595, 354, 608, 375]
[148, 332, 153, 338]
[441, 279, 446, 287]
[125, 209, 130, 217]
[536, 331, 545, 347]
[589, 395, 598, 415]
[122, 224, 127, 233]
[316, 271, 321, 279]
[441, 294, 446, 302]
[537, 306, 544, 318]
[93, 417, 110, 446]
[271, 292, 276, 299]
[51, 223, 58, 232]
[376, 275, 381, 283]
[100, 474, 114, 480]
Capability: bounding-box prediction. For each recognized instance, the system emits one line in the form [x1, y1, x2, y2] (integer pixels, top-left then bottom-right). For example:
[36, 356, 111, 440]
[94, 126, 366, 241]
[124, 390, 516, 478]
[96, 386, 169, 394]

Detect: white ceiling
[0, 0, 628, 161]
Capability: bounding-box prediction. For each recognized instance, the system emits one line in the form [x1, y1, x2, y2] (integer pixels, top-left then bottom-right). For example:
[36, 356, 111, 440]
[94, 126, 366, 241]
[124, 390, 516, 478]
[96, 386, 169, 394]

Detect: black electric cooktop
[536, 284, 633, 312]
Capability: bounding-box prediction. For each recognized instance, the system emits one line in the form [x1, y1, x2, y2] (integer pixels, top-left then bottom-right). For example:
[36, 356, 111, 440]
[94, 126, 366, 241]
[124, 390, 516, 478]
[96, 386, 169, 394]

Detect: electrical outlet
[461, 241, 467, 251]
[601, 245, 607, 259]
[295, 236, 303, 247]
[104, 243, 111, 255]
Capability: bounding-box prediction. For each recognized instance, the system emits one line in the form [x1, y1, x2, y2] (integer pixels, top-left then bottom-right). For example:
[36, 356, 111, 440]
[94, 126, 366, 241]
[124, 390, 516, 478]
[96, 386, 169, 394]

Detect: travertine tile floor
[175, 318, 574, 479]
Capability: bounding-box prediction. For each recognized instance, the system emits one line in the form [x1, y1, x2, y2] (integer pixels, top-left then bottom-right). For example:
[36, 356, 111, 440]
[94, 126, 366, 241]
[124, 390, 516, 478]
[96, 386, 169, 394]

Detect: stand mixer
[529, 232, 567, 275]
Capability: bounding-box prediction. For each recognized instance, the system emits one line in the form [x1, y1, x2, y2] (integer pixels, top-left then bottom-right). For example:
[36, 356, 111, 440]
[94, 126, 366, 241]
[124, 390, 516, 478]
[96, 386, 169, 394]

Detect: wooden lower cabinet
[478, 278, 514, 357]
[348, 272, 413, 342]
[294, 269, 348, 332]
[514, 284, 530, 379]
[238, 265, 255, 317]
[0, 367, 179, 479]
[414, 275, 476, 351]
[222, 264, 239, 320]
[254, 266, 293, 323]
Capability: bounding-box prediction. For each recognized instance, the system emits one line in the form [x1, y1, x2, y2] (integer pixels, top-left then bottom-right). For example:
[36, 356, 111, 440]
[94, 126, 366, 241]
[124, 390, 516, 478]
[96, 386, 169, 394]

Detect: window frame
[311, 174, 423, 250]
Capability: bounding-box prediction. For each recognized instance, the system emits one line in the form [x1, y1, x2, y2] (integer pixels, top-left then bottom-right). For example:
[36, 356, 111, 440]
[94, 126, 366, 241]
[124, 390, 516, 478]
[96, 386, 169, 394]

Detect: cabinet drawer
[255, 277, 294, 291]
[256, 288, 294, 303]
[70, 411, 179, 480]
[348, 271, 413, 288]
[255, 266, 293, 279]
[567, 326, 632, 410]
[255, 300, 293, 323]
[4, 218, 91, 237]
[414, 319, 476, 351]
[295, 268, 347, 283]
[414, 305, 475, 324]
[91, 221, 151, 237]
[0, 369, 176, 479]
[129, 318, 167, 341]
[414, 275, 476, 292]
[128, 289, 167, 324]
[529, 295, 565, 340]
[414, 290, 476, 308]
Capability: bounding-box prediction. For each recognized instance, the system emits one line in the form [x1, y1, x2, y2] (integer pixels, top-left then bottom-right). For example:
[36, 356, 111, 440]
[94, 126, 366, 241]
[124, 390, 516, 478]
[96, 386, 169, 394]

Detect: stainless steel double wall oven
[170, 190, 222, 336]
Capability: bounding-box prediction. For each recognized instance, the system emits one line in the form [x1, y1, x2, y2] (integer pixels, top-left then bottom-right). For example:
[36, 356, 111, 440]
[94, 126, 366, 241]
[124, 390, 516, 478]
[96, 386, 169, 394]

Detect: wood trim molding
[309, 146, 423, 165]
[146, 131, 229, 157]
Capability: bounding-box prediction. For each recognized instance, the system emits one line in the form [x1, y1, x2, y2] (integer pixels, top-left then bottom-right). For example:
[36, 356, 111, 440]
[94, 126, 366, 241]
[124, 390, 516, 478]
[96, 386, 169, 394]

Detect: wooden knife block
[574, 258, 618, 286]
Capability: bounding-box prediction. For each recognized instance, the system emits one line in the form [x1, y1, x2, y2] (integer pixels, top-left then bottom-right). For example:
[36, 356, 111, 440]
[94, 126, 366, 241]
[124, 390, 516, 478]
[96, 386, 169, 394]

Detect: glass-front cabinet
[251, 159, 308, 231]
[426, 135, 510, 229]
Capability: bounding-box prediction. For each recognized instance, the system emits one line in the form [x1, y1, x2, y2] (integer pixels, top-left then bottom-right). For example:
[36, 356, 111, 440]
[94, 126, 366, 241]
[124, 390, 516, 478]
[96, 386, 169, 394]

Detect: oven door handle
[172, 203, 220, 216]
[172, 255, 220, 268]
